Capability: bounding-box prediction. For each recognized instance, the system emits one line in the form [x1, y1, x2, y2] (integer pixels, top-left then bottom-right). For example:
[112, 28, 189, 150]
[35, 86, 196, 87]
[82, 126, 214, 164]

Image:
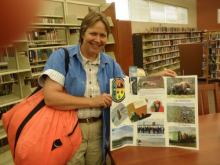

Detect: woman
[39, 11, 176, 165]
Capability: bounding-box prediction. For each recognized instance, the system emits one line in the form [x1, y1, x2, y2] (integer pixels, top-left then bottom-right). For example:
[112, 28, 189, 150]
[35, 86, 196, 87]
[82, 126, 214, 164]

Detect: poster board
[110, 75, 199, 151]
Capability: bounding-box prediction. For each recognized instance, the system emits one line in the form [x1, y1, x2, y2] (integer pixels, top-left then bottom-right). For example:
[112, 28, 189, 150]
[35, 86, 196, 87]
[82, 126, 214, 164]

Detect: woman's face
[81, 20, 107, 57]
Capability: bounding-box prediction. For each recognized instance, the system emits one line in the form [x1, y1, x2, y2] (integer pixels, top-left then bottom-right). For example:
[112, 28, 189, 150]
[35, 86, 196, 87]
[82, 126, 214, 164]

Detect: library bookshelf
[201, 30, 220, 83]
[0, 0, 117, 163]
[133, 28, 202, 75]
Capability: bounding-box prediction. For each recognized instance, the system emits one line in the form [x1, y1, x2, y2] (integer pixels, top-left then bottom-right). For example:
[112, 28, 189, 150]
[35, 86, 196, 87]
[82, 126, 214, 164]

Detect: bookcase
[0, 0, 117, 163]
[133, 28, 202, 75]
[201, 30, 220, 83]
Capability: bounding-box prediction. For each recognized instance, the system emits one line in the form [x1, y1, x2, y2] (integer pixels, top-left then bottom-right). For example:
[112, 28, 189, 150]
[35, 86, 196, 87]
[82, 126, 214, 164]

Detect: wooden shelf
[0, 80, 18, 85]
[143, 56, 179, 65]
[66, 0, 100, 7]
[0, 69, 31, 76]
[0, 127, 6, 139]
[32, 72, 43, 77]
[14, 39, 66, 43]
[0, 95, 22, 108]
[144, 62, 180, 70]
[0, 149, 13, 165]
[106, 34, 115, 44]
[31, 23, 80, 27]
[143, 45, 173, 49]
[134, 31, 202, 35]
[143, 50, 179, 57]
[30, 64, 45, 69]
[36, 14, 63, 18]
[30, 60, 47, 64]
[28, 26, 66, 29]
[28, 45, 69, 50]
[0, 62, 8, 66]
[105, 52, 116, 61]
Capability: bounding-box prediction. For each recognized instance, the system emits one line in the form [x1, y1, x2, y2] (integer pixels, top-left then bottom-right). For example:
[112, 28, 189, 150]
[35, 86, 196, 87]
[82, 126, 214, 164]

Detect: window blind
[177, 7, 188, 24]
[107, 0, 188, 24]
[166, 5, 177, 23]
[130, 0, 150, 22]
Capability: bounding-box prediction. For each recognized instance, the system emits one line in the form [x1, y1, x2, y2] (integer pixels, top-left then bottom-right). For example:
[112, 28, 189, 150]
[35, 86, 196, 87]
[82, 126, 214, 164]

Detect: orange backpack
[2, 48, 82, 165]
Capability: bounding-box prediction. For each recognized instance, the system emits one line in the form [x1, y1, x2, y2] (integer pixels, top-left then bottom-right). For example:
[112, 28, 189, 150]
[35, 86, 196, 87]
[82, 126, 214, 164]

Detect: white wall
[37, 0, 106, 17]
[67, 0, 106, 17]
[131, 0, 197, 33]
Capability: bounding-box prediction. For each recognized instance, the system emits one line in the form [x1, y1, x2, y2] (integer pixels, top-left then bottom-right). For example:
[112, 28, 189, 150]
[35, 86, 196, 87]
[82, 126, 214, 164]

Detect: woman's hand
[154, 69, 177, 77]
[92, 93, 113, 108]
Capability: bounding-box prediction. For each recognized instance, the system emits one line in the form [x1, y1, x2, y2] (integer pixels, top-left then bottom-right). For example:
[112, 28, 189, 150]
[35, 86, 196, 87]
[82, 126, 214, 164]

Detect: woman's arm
[153, 69, 177, 77]
[43, 76, 112, 110]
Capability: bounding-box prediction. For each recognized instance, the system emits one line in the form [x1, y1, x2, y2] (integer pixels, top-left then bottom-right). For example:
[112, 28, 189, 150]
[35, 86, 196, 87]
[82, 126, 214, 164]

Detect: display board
[110, 75, 199, 151]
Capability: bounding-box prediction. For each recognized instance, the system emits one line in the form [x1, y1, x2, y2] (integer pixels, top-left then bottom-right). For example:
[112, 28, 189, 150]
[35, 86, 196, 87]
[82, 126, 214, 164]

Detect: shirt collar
[79, 44, 100, 66]
[71, 43, 107, 66]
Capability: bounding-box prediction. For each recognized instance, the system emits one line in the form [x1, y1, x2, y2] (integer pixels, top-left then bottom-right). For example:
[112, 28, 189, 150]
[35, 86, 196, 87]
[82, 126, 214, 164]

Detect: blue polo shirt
[39, 43, 126, 162]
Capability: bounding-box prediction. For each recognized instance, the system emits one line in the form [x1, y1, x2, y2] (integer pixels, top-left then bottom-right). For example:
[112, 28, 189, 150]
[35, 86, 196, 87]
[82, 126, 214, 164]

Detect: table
[108, 113, 220, 165]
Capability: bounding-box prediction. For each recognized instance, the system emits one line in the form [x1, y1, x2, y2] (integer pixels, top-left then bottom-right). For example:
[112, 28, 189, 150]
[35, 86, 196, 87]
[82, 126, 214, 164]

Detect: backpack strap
[29, 47, 70, 98]
[62, 47, 70, 75]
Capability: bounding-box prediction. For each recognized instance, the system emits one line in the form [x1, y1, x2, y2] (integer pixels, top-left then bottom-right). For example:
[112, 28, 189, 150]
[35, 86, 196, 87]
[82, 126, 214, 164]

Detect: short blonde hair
[79, 11, 110, 44]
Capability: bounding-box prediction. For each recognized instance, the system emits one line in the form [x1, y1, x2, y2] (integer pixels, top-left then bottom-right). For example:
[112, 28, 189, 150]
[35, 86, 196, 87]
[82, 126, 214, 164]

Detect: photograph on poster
[130, 77, 137, 95]
[137, 118, 165, 139]
[169, 126, 196, 148]
[111, 103, 128, 126]
[138, 76, 164, 90]
[126, 99, 151, 123]
[112, 125, 134, 149]
[167, 102, 195, 124]
[167, 77, 195, 98]
[129, 66, 138, 95]
[149, 100, 164, 112]
[136, 138, 165, 147]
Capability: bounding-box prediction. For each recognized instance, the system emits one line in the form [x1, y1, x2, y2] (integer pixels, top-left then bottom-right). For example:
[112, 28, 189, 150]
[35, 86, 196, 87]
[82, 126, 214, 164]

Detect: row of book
[208, 32, 220, 41]
[208, 41, 220, 49]
[0, 104, 15, 119]
[203, 32, 220, 41]
[202, 41, 207, 49]
[148, 46, 179, 54]
[31, 68, 43, 74]
[148, 27, 202, 33]
[0, 74, 18, 83]
[35, 18, 64, 24]
[144, 33, 201, 41]
[161, 52, 179, 59]
[161, 58, 178, 66]
[144, 52, 179, 64]
[210, 72, 220, 79]
[0, 47, 15, 59]
[144, 59, 178, 70]
[25, 79, 40, 88]
[26, 30, 66, 45]
[145, 40, 172, 47]
[22, 49, 57, 62]
[173, 38, 201, 44]
[203, 47, 220, 56]
[0, 84, 14, 96]
[208, 63, 218, 71]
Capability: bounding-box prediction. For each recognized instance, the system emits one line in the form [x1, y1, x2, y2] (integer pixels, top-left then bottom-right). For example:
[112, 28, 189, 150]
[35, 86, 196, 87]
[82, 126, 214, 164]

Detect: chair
[198, 82, 220, 115]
